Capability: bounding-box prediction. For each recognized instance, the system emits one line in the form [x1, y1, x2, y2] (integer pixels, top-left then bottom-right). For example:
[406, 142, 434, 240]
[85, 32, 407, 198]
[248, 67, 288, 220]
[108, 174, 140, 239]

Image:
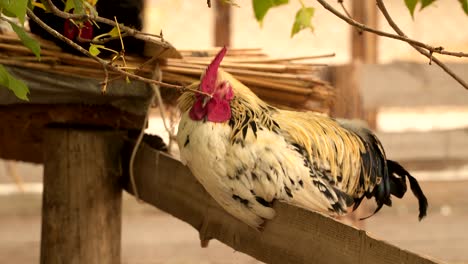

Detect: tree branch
[44, 0, 170, 48]
[337, 0, 362, 34]
[314, 0, 468, 90]
[337, 0, 352, 21]
[375, 0, 468, 90]
[26, 9, 211, 96]
[318, 0, 468, 58]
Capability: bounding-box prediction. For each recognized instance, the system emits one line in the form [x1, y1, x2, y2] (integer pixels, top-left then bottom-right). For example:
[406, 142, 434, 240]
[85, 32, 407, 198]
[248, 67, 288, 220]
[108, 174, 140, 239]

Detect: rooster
[176, 47, 428, 229]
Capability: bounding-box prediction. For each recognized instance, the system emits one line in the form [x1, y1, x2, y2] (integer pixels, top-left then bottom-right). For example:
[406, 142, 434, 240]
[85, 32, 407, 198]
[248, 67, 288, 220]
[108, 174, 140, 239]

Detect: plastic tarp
[0, 66, 153, 115]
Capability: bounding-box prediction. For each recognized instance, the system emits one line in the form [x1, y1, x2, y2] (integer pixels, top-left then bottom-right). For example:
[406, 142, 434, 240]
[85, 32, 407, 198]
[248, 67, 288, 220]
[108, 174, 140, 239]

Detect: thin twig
[4, 161, 24, 192]
[79, 33, 130, 44]
[44, 0, 169, 47]
[128, 81, 156, 204]
[337, 0, 351, 20]
[375, 0, 468, 90]
[114, 16, 125, 53]
[27, 8, 213, 96]
[113, 16, 130, 83]
[103, 53, 162, 84]
[337, 0, 362, 34]
[152, 65, 175, 151]
[315, 0, 468, 58]
[159, 30, 164, 43]
[314, 0, 468, 90]
[102, 66, 109, 93]
[128, 63, 171, 203]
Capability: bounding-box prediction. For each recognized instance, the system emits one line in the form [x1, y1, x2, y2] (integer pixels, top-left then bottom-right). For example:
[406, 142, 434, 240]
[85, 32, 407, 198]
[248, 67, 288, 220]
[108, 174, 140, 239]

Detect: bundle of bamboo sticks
[0, 33, 334, 112]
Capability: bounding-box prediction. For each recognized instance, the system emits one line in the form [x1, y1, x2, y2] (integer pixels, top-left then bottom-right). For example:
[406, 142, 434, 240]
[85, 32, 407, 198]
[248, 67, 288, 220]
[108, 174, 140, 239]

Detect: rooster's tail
[386, 160, 428, 220]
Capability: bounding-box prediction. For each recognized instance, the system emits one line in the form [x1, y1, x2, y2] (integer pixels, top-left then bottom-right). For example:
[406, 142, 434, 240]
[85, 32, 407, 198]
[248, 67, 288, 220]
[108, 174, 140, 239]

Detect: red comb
[200, 46, 227, 94]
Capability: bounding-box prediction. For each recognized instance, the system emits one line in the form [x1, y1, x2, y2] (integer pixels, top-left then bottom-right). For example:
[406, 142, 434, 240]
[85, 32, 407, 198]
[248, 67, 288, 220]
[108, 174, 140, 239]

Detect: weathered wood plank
[124, 141, 439, 264]
[41, 128, 124, 264]
[360, 63, 468, 108]
[377, 129, 468, 162]
[0, 104, 144, 163]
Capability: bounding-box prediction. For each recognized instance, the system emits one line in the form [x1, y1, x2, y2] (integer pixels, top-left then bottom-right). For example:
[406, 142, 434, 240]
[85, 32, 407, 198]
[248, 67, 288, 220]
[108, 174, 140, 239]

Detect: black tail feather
[339, 122, 428, 221]
[409, 174, 428, 220]
[386, 160, 428, 221]
[359, 160, 428, 221]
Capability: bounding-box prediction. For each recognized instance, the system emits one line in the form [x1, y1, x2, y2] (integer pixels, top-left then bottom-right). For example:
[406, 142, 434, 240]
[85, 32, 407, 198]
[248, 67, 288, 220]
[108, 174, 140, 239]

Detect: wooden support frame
[351, 1, 378, 63]
[124, 141, 439, 264]
[0, 104, 145, 163]
[330, 63, 363, 119]
[41, 128, 124, 264]
[214, 0, 231, 47]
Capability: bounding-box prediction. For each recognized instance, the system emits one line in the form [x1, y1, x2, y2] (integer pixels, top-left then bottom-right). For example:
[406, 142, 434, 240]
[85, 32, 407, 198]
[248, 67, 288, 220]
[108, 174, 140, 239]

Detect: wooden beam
[0, 104, 144, 163]
[214, 0, 231, 47]
[41, 128, 124, 264]
[351, 1, 378, 63]
[124, 141, 439, 264]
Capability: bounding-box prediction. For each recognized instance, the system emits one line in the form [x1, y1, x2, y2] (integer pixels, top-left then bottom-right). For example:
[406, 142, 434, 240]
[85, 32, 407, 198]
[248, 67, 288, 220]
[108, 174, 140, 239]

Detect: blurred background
[1, 0, 468, 263]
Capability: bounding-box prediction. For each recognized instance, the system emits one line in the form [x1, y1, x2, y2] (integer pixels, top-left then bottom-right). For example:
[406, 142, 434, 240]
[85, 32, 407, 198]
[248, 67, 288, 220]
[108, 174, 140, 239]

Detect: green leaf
[0, 65, 29, 101]
[89, 44, 103, 56]
[0, 0, 29, 24]
[252, 0, 289, 25]
[1, 8, 16, 18]
[64, 0, 74, 12]
[82, 0, 98, 17]
[64, 0, 84, 14]
[8, 21, 41, 60]
[33, 0, 51, 12]
[107, 26, 120, 38]
[291, 7, 314, 38]
[91, 27, 119, 43]
[420, 0, 436, 9]
[221, 0, 240, 7]
[404, 0, 418, 17]
[459, 0, 468, 15]
[72, 0, 84, 14]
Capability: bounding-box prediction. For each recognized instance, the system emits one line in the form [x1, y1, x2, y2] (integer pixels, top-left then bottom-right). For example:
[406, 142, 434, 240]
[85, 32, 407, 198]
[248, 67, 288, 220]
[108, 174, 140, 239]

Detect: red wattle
[206, 98, 231, 122]
[189, 99, 207, 121]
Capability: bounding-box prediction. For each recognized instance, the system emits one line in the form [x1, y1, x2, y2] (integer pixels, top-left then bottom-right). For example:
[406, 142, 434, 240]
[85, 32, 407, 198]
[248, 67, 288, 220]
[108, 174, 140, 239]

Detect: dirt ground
[0, 179, 467, 263]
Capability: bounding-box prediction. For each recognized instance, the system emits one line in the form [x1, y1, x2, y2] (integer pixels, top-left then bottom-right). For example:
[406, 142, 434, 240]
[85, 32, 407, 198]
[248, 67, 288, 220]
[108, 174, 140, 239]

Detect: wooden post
[41, 128, 124, 264]
[330, 63, 363, 119]
[346, 1, 379, 225]
[214, 0, 231, 47]
[351, 1, 378, 63]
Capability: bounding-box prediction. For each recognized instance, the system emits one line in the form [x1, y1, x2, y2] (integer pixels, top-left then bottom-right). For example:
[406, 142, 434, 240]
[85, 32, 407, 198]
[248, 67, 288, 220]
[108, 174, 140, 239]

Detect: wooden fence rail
[124, 140, 439, 264]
